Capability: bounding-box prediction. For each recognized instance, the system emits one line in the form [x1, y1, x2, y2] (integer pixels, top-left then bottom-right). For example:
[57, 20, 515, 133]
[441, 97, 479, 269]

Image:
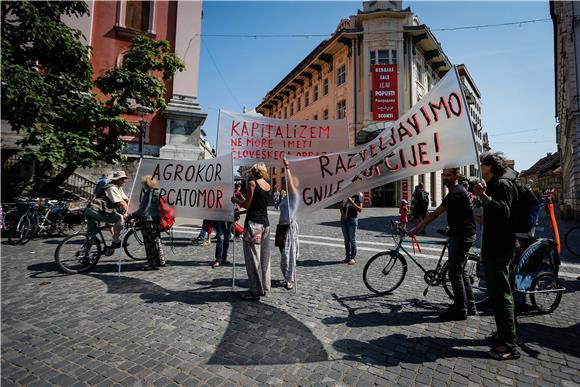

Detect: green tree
[1, 1, 184, 194]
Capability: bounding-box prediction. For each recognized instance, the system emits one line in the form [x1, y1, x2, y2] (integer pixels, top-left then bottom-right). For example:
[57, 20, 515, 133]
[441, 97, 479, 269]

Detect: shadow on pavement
[518, 322, 580, 359]
[90, 274, 329, 366]
[333, 334, 486, 366]
[298, 259, 344, 267]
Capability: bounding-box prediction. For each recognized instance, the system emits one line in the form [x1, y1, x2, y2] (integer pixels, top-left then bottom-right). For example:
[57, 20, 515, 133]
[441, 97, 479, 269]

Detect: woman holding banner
[232, 163, 271, 301]
[275, 158, 299, 290]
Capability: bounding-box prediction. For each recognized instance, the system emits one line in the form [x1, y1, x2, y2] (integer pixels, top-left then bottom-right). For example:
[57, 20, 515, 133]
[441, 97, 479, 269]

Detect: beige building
[256, 1, 485, 207]
[551, 1, 580, 220]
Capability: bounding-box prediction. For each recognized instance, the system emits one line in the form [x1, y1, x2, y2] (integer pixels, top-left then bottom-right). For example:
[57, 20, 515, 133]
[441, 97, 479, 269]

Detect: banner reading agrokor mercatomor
[287, 67, 479, 216]
[217, 110, 349, 166]
[128, 155, 234, 222]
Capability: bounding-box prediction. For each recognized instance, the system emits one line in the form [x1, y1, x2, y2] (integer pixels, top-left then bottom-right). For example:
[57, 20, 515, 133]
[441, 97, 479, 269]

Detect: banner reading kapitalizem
[217, 110, 349, 166]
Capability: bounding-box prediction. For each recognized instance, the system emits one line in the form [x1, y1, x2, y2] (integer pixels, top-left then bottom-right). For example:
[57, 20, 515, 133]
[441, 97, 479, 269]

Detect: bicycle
[363, 221, 487, 305]
[54, 219, 146, 274]
[564, 225, 580, 258]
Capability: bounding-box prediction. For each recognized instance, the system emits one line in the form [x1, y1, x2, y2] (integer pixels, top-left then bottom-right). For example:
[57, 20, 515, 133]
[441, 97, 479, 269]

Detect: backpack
[421, 191, 430, 206]
[94, 177, 111, 198]
[501, 178, 540, 234]
[158, 195, 176, 232]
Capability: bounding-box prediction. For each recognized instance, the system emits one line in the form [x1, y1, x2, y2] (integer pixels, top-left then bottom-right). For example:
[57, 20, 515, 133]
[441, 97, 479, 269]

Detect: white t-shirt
[105, 185, 128, 204]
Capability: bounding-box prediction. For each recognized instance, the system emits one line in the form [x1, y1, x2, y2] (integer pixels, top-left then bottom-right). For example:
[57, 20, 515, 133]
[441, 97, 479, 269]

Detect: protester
[409, 168, 477, 320]
[399, 199, 409, 231]
[211, 180, 243, 268]
[128, 175, 165, 270]
[232, 163, 271, 301]
[192, 220, 212, 246]
[85, 170, 129, 247]
[340, 192, 363, 265]
[412, 183, 429, 234]
[212, 221, 232, 268]
[474, 151, 520, 360]
[275, 158, 299, 290]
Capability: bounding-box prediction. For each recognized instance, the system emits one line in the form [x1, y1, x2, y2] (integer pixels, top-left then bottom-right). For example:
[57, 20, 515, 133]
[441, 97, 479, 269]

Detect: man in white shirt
[85, 170, 130, 247]
[105, 171, 129, 247]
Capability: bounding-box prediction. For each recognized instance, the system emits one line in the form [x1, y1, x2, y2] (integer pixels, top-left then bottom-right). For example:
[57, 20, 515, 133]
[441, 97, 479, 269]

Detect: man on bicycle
[85, 171, 129, 248]
[408, 167, 476, 321]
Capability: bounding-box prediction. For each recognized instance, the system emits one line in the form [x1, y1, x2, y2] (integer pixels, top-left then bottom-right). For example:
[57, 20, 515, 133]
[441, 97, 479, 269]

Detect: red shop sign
[371, 64, 399, 121]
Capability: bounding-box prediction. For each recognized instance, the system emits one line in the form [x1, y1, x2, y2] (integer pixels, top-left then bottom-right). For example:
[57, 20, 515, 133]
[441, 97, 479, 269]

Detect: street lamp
[136, 106, 152, 157]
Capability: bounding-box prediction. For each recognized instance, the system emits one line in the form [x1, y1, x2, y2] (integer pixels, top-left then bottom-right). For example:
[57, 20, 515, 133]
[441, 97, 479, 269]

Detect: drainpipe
[353, 37, 358, 146]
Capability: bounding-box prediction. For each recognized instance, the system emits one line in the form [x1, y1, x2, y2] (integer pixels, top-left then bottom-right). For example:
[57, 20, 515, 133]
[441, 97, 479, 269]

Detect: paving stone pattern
[2, 208, 579, 386]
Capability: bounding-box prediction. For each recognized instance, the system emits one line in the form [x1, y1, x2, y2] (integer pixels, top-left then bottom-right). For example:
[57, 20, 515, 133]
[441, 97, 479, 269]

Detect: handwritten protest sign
[217, 110, 349, 166]
[286, 67, 479, 216]
[128, 155, 234, 222]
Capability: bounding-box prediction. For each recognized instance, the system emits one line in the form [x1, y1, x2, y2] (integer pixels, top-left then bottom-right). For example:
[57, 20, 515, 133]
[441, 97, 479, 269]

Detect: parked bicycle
[363, 221, 487, 304]
[55, 219, 146, 274]
[9, 198, 84, 245]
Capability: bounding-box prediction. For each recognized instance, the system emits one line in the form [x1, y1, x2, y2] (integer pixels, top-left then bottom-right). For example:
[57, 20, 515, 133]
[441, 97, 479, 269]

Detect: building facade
[256, 1, 485, 207]
[63, 0, 209, 160]
[550, 1, 580, 220]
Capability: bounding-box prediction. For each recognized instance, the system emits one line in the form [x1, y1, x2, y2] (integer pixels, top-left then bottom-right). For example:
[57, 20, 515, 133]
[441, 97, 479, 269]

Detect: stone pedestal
[159, 95, 207, 160]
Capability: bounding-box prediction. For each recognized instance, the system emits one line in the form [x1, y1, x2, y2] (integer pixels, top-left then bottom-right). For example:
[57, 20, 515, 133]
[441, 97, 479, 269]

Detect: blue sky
[197, 1, 555, 170]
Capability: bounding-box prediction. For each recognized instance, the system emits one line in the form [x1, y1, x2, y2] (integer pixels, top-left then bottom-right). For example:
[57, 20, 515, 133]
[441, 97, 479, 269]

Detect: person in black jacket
[474, 152, 520, 360]
[409, 168, 477, 321]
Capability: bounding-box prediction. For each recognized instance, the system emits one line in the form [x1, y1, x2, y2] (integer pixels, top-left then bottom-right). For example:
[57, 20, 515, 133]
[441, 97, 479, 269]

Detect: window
[416, 59, 425, 84]
[290, 103, 293, 116]
[304, 91, 309, 107]
[284, 107, 287, 119]
[370, 49, 397, 69]
[296, 97, 301, 112]
[124, 1, 153, 32]
[313, 114, 318, 120]
[323, 78, 329, 95]
[313, 85, 318, 101]
[323, 109, 328, 120]
[336, 100, 346, 119]
[337, 64, 346, 86]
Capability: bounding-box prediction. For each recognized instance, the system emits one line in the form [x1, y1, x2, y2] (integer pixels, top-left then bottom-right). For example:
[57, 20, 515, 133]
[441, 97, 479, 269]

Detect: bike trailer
[513, 238, 560, 291]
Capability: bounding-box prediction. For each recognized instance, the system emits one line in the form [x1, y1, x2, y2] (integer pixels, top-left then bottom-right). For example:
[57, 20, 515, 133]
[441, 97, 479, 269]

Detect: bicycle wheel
[442, 260, 488, 305]
[55, 233, 101, 274]
[123, 228, 147, 261]
[530, 272, 562, 314]
[564, 226, 580, 258]
[10, 215, 33, 245]
[363, 251, 407, 294]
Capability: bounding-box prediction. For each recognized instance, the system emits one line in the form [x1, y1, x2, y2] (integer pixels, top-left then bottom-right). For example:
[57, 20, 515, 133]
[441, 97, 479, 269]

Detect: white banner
[287, 67, 479, 216]
[128, 155, 235, 222]
[217, 110, 349, 166]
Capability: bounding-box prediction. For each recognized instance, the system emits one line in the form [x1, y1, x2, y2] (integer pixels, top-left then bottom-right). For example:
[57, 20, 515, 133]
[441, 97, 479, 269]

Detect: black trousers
[448, 238, 475, 313]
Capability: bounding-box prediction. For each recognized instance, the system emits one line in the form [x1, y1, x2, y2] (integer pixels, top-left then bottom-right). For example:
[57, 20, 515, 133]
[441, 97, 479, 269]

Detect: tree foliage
[1, 1, 184, 180]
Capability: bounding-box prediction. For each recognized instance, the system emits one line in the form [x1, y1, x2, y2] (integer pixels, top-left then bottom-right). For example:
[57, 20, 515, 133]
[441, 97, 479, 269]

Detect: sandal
[211, 260, 221, 268]
[285, 282, 294, 290]
[487, 344, 520, 361]
[240, 292, 260, 301]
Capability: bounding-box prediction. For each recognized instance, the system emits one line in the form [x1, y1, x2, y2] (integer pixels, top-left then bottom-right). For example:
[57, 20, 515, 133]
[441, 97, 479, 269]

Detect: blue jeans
[215, 221, 232, 261]
[341, 217, 358, 259]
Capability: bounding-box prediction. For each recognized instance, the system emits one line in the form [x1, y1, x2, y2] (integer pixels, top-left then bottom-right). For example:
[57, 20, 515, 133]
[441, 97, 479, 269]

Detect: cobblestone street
[2, 208, 579, 386]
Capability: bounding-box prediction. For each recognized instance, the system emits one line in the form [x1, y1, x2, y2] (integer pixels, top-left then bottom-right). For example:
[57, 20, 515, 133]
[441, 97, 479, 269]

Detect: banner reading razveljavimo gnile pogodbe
[128, 155, 235, 222]
[286, 67, 479, 216]
[217, 110, 349, 166]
